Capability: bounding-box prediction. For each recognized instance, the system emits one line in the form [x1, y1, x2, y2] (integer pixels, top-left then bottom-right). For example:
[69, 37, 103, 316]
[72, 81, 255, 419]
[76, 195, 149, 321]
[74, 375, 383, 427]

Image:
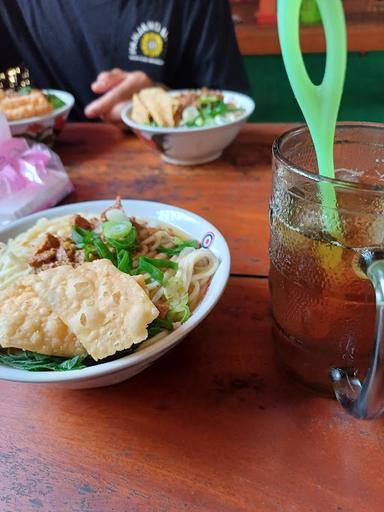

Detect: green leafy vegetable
[167, 303, 191, 324]
[93, 237, 116, 264]
[57, 355, 87, 371]
[0, 349, 87, 371]
[47, 93, 66, 109]
[147, 326, 163, 338]
[19, 86, 32, 96]
[147, 318, 174, 338]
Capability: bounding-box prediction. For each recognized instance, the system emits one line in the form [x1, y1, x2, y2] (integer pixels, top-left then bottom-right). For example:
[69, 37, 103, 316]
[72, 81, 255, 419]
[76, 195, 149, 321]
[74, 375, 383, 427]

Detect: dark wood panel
[235, 21, 384, 55]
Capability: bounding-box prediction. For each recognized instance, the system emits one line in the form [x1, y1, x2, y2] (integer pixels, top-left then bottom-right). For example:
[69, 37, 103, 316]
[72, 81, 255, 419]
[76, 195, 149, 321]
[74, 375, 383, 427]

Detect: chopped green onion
[138, 257, 164, 284]
[134, 255, 179, 283]
[117, 249, 132, 274]
[157, 239, 199, 256]
[198, 95, 219, 105]
[71, 227, 85, 248]
[84, 245, 96, 262]
[102, 220, 132, 240]
[140, 256, 178, 270]
[105, 227, 137, 250]
[71, 225, 95, 248]
[194, 116, 204, 127]
[212, 103, 228, 116]
[104, 208, 128, 223]
[94, 238, 116, 265]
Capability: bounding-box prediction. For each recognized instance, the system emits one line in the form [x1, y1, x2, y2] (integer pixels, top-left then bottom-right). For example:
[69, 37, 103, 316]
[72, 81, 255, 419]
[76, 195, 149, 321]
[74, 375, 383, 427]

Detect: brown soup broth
[269, 214, 376, 392]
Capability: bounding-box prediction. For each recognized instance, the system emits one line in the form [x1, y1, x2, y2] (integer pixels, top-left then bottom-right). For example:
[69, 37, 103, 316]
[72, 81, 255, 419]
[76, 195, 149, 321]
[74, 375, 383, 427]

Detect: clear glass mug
[269, 122, 384, 419]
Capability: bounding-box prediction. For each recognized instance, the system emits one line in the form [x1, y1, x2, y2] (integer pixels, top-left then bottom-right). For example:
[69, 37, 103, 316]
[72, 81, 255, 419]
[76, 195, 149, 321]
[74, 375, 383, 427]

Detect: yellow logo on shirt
[129, 21, 168, 66]
[140, 32, 164, 58]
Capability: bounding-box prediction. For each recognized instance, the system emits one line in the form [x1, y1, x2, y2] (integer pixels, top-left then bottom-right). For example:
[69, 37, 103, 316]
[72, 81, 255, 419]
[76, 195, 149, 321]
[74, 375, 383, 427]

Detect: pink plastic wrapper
[0, 114, 73, 227]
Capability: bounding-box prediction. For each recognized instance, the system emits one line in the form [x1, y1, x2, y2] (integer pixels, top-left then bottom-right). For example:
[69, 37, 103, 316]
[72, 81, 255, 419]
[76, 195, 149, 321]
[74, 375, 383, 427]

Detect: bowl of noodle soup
[0, 199, 230, 388]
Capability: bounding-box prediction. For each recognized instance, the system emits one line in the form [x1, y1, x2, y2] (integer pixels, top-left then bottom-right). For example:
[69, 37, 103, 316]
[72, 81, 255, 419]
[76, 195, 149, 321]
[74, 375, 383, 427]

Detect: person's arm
[182, 0, 250, 93]
[84, 68, 153, 123]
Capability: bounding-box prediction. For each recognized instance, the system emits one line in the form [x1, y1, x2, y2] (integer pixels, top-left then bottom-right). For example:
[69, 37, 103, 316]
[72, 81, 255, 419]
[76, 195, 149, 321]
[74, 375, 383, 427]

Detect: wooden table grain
[1, 123, 383, 512]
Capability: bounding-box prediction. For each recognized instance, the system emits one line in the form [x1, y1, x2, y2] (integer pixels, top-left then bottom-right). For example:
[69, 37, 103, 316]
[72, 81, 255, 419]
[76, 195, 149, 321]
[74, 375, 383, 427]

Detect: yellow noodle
[0, 215, 218, 314]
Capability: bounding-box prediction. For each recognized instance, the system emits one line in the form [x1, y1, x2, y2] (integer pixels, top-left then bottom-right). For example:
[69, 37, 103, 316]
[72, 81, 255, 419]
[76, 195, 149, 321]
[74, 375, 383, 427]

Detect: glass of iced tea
[269, 122, 384, 419]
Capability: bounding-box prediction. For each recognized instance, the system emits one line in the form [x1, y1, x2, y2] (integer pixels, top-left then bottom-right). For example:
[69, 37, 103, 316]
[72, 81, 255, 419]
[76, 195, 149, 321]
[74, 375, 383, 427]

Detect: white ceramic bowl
[8, 89, 74, 145]
[0, 200, 230, 388]
[121, 90, 255, 166]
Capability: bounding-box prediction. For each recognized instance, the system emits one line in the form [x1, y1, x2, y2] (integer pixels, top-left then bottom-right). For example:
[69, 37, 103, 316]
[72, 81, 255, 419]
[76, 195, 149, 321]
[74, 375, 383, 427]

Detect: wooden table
[1, 124, 383, 512]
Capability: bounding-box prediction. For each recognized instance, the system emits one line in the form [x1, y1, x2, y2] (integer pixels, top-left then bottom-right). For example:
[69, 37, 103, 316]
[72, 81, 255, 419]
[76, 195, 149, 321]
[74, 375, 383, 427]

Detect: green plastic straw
[277, 0, 347, 239]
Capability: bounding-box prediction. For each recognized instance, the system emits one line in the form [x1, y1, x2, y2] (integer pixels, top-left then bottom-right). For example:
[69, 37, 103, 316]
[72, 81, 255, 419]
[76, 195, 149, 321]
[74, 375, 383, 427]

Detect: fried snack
[138, 87, 179, 127]
[0, 89, 53, 121]
[131, 93, 150, 124]
[32, 260, 159, 360]
[0, 277, 84, 357]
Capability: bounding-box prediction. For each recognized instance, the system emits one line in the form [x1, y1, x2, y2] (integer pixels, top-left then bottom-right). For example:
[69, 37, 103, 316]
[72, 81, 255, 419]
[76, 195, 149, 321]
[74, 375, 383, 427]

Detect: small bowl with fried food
[121, 88, 255, 166]
[0, 88, 74, 145]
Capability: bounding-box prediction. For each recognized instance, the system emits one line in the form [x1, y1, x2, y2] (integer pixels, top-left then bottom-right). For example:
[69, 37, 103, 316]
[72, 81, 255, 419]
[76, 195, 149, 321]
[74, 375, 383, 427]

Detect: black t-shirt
[0, 0, 249, 120]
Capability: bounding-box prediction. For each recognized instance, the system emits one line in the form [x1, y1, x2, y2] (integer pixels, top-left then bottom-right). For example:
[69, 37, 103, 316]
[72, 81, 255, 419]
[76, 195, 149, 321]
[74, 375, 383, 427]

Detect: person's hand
[84, 68, 153, 124]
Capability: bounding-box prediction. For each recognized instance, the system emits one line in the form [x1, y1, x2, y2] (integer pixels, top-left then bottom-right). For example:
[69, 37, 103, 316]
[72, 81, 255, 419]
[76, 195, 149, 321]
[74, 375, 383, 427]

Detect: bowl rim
[0, 199, 231, 383]
[121, 89, 255, 134]
[7, 88, 75, 127]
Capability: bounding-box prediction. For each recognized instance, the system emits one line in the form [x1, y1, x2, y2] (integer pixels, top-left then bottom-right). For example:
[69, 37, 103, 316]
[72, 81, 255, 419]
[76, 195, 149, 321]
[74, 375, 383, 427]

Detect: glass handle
[330, 259, 384, 419]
